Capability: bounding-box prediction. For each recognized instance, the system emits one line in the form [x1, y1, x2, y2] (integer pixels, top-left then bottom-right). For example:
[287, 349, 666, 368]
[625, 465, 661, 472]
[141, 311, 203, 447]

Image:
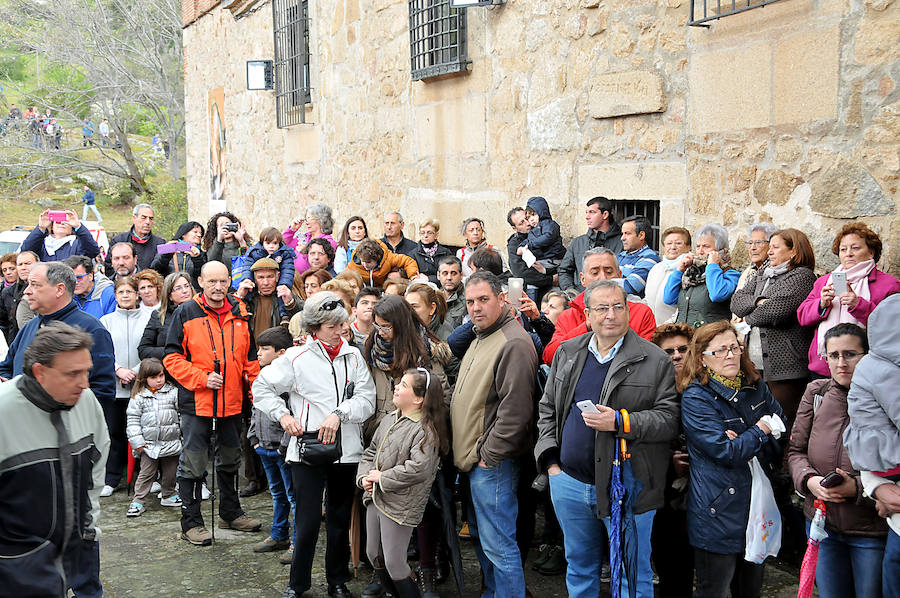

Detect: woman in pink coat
[797, 222, 900, 377]
[282, 202, 338, 275]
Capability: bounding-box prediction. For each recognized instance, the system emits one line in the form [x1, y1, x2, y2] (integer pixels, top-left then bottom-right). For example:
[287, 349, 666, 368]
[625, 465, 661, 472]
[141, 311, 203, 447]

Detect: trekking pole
[210, 358, 220, 543]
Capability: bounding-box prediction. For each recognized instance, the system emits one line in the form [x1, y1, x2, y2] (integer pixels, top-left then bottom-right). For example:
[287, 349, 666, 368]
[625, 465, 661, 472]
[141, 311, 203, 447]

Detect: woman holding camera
[787, 323, 886, 598]
[252, 292, 376, 598]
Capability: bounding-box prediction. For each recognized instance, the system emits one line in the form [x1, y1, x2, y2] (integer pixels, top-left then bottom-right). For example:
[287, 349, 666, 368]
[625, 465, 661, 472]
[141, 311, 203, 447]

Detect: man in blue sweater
[82, 185, 102, 222]
[0, 262, 115, 404]
[617, 215, 660, 298]
[535, 280, 678, 598]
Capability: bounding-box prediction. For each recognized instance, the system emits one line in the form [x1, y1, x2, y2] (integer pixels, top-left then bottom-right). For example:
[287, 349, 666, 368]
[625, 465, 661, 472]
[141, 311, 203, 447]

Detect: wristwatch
[332, 408, 347, 423]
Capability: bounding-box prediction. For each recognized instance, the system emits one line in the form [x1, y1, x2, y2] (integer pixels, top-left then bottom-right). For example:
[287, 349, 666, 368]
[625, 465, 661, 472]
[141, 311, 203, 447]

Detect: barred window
[612, 200, 661, 251]
[409, 0, 469, 81]
[273, 0, 310, 128]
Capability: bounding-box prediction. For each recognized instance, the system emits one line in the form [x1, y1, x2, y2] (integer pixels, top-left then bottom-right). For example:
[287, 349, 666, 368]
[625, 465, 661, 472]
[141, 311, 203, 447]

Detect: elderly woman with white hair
[252, 291, 376, 598]
[283, 202, 339, 276]
[737, 222, 780, 291]
[663, 223, 741, 328]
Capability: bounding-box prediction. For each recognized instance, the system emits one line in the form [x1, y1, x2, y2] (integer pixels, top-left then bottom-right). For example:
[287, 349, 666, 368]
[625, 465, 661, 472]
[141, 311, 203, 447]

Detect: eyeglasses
[702, 345, 744, 358]
[826, 351, 865, 362]
[374, 322, 393, 332]
[318, 299, 344, 312]
[589, 303, 626, 313]
[746, 240, 768, 247]
[663, 345, 689, 356]
[172, 284, 192, 293]
[420, 229, 437, 237]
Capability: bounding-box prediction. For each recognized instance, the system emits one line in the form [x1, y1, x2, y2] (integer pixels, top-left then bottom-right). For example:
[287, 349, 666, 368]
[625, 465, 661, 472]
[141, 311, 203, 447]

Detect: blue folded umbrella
[609, 410, 644, 598]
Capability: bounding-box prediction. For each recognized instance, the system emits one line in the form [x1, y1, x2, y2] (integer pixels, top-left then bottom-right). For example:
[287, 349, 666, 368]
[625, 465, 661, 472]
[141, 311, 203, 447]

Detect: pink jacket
[282, 228, 338, 274]
[797, 268, 900, 376]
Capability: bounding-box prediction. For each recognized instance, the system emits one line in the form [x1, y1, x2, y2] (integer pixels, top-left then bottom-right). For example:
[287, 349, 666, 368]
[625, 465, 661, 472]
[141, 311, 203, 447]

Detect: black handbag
[297, 428, 342, 466]
[296, 380, 354, 466]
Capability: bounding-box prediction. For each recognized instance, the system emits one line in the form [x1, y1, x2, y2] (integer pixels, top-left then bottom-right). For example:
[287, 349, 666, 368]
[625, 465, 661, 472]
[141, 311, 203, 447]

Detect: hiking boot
[181, 526, 213, 546]
[536, 545, 566, 576]
[240, 481, 264, 497]
[126, 502, 145, 517]
[254, 536, 292, 553]
[328, 584, 354, 598]
[279, 544, 294, 565]
[531, 544, 552, 570]
[393, 574, 421, 598]
[219, 514, 262, 532]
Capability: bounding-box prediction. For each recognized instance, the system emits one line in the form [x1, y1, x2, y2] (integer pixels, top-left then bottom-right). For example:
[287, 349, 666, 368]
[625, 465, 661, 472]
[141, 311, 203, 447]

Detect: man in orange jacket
[164, 261, 262, 545]
[543, 248, 656, 365]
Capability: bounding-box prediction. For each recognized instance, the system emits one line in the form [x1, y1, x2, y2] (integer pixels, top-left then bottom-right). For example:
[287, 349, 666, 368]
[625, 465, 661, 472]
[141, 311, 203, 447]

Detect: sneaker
[126, 502, 145, 517]
[160, 494, 182, 507]
[652, 572, 660, 585]
[279, 544, 294, 565]
[254, 536, 292, 553]
[458, 522, 470, 539]
[201, 483, 211, 500]
[219, 514, 262, 532]
[536, 545, 566, 576]
[150, 481, 162, 494]
[100, 485, 115, 497]
[600, 563, 611, 583]
[182, 526, 213, 546]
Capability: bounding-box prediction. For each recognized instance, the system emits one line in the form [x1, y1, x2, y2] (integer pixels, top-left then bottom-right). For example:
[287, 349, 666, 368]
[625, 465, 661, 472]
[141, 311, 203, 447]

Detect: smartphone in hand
[832, 271, 848, 296]
[820, 471, 843, 488]
[576, 400, 600, 414]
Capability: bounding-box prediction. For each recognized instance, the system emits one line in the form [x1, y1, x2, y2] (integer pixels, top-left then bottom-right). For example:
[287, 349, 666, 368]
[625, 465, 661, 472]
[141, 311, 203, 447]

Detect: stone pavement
[98, 487, 804, 597]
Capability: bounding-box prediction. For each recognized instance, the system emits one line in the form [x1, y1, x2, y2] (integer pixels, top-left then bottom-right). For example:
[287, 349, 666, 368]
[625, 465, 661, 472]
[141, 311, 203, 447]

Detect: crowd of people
[1, 103, 128, 151]
[0, 196, 898, 598]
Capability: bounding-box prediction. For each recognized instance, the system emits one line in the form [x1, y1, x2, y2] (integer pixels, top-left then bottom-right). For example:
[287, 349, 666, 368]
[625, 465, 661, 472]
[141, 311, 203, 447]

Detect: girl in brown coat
[357, 368, 448, 598]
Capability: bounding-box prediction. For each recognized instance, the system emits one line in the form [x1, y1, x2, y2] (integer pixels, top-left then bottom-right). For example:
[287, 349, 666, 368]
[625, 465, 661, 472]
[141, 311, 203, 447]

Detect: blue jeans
[82, 204, 102, 222]
[885, 528, 900, 598]
[256, 446, 296, 542]
[467, 458, 525, 598]
[805, 519, 885, 598]
[550, 470, 656, 598]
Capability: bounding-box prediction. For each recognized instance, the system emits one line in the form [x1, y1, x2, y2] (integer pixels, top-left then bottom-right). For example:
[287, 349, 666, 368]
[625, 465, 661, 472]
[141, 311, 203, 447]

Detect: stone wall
[183, 0, 899, 272]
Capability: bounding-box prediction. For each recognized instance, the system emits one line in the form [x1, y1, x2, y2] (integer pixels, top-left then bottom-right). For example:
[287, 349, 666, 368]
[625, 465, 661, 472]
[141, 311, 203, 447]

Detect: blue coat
[244, 243, 297, 288]
[73, 277, 116, 320]
[21, 224, 101, 262]
[0, 300, 116, 402]
[681, 377, 784, 554]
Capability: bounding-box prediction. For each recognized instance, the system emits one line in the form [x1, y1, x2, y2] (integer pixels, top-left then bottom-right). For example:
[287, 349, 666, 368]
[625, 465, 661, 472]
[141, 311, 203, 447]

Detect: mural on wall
[208, 87, 226, 203]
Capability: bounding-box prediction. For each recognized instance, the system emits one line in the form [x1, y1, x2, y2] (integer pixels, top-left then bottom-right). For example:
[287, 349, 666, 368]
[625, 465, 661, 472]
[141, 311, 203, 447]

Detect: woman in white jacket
[252, 291, 376, 598]
[99, 276, 152, 496]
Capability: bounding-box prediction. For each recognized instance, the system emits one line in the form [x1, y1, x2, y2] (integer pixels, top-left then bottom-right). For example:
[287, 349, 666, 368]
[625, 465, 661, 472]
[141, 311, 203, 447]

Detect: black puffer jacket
[412, 242, 454, 285]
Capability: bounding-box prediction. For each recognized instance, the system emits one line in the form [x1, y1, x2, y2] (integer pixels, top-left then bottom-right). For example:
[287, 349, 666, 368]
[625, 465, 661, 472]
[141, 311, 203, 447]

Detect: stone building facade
[182, 0, 899, 272]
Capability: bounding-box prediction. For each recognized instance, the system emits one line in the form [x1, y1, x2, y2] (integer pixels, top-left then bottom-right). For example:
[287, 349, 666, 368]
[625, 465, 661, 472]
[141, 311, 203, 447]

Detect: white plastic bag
[744, 457, 782, 563]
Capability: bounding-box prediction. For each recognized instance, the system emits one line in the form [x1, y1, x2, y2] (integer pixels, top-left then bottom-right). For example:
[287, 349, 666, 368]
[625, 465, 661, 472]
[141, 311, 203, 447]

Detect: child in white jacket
[125, 358, 182, 517]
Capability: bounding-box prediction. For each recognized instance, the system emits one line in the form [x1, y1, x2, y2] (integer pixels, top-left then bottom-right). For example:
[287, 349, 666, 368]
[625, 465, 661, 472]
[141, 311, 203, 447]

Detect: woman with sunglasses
[649, 323, 695, 597]
[252, 291, 377, 598]
[787, 323, 886, 598]
[679, 320, 785, 598]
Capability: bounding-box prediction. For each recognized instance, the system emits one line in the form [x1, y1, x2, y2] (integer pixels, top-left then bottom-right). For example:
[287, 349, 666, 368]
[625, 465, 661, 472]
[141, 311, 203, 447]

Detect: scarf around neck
[421, 241, 439, 258]
[44, 234, 76, 256]
[817, 259, 876, 355]
[708, 368, 744, 391]
[682, 249, 732, 289]
[372, 333, 394, 371]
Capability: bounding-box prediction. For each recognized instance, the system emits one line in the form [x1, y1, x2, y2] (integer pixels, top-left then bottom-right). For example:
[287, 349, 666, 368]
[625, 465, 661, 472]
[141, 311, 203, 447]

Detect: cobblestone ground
[99, 488, 804, 597]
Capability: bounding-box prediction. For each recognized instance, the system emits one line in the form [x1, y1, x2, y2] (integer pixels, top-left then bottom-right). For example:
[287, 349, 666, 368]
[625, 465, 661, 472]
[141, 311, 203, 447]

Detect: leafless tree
[0, 0, 184, 193]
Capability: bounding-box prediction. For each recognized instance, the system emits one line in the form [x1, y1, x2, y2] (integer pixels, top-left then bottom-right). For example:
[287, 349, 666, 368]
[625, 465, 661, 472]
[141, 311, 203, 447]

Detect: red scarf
[315, 336, 342, 361]
[201, 293, 232, 317]
[130, 228, 151, 244]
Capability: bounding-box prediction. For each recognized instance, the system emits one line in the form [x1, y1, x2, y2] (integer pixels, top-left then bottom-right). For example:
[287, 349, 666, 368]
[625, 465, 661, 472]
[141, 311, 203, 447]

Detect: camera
[223, 222, 239, 233]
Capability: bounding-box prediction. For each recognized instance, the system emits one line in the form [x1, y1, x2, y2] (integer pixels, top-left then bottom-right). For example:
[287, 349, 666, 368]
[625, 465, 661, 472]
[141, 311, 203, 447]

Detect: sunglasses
[663, 345, 689, 356]
[318, 299, 345, 312]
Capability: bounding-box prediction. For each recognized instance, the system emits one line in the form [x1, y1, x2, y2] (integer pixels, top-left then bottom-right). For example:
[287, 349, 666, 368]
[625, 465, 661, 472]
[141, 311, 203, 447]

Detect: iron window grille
[273, 0, 310, 127]
[612, 200, 661, 252]
[689, 0, 782, 27]
[409, 0, 470, 81]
